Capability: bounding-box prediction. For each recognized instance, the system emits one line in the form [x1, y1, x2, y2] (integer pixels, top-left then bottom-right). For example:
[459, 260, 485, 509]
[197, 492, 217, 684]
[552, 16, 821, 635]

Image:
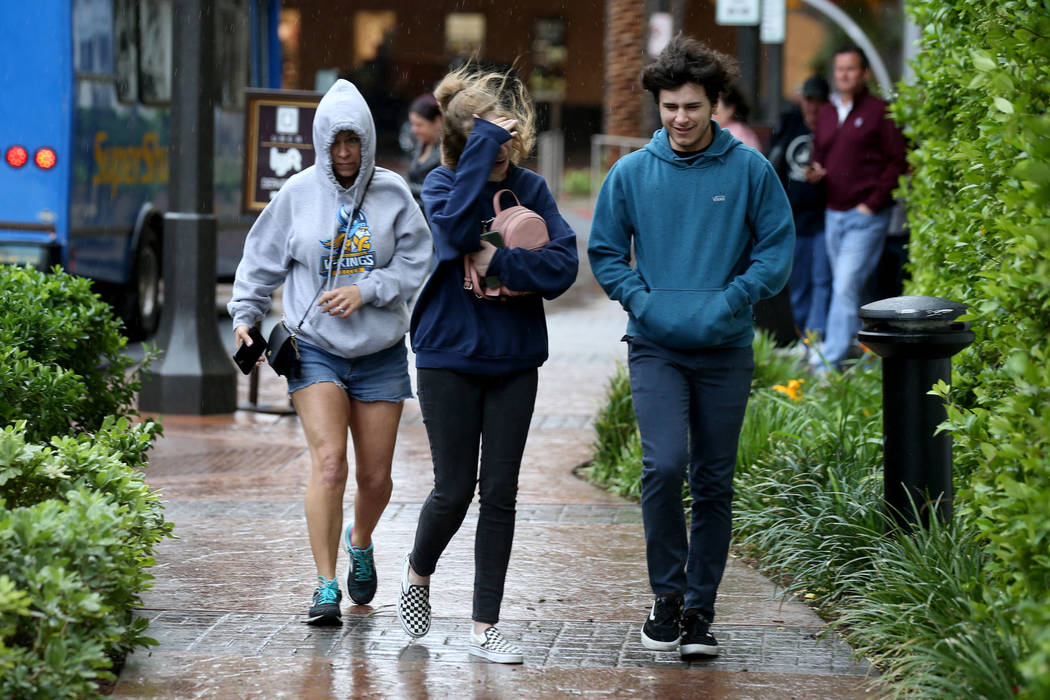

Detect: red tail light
[35, 147, 57, 170]
[6, 146, 28, 168]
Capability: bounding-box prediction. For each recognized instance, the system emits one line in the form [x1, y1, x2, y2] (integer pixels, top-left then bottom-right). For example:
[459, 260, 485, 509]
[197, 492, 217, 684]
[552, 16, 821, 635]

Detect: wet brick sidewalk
[113, 207, 879, 698]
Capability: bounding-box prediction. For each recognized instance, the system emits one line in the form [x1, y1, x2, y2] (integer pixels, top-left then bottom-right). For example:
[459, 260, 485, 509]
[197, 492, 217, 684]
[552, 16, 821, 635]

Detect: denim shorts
[286, 338, 412, 402]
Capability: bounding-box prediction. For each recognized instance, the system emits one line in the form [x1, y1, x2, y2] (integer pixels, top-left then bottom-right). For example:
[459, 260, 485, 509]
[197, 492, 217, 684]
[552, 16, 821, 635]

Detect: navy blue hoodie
[411, 119, 578, 374]
[588, 123, 794, 349]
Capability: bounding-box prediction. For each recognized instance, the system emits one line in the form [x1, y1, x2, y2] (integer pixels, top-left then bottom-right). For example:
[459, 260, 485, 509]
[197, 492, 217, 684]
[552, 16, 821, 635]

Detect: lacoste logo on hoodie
[712, 195, 726, 202]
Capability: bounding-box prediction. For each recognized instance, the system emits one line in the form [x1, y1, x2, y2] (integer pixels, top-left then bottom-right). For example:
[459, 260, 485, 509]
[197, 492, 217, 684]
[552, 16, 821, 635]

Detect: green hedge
[1, 420, 171, 698]
[0, 266, 141, 443]
[0, 265, 170, 698]
[896, 0, 1050, 693]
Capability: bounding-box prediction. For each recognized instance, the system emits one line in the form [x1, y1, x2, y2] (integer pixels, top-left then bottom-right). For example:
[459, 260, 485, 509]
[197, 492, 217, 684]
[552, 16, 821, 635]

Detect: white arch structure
[801, 0, 894, 94]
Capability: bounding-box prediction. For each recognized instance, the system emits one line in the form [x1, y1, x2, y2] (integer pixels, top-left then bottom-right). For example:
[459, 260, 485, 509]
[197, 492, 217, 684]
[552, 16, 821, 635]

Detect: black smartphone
[480, 230, 505, 247]
[232, 326, 267, 375]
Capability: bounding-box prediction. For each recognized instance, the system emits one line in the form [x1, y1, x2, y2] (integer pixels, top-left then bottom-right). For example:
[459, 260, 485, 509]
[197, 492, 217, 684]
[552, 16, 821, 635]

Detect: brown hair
[433, 64, 536, 169]
[409, 93, 440, 121]
[641, 34, 740, 106]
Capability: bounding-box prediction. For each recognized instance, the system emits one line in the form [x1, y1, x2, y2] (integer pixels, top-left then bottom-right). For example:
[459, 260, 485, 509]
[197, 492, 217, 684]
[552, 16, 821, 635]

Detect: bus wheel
[122, 228, 162, 340]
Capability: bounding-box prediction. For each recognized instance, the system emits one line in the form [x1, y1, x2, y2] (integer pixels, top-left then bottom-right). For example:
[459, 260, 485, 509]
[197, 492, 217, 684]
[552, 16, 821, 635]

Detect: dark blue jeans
[627, 336, 754, 621]
[410, 367, 538, 624]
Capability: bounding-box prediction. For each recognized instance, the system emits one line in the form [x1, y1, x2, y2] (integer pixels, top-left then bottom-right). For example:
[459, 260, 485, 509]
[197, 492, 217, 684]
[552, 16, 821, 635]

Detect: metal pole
[139, 0, 237, 414]
[763, 42, 783, 126]
[881, 355, 954, 529]
[735, 26, 761, 121]
[901, 17, 921, 86]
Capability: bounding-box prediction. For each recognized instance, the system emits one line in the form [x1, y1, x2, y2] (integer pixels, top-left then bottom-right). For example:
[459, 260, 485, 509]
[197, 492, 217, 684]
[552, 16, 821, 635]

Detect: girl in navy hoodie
[397, 65, 578, 663]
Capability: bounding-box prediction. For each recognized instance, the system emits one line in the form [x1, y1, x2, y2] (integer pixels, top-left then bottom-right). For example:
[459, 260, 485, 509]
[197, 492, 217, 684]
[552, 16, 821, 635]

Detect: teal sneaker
[345, 523, 377, 605]
[307, 576, 342, 625]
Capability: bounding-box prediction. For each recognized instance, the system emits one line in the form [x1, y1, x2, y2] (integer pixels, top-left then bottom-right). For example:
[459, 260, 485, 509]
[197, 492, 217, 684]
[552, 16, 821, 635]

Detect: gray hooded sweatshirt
[228, 80, 431, 359]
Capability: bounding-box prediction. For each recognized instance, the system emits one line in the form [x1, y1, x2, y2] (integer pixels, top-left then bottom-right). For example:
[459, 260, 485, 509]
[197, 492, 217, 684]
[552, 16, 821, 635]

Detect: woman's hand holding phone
[232, 325, 267, 374]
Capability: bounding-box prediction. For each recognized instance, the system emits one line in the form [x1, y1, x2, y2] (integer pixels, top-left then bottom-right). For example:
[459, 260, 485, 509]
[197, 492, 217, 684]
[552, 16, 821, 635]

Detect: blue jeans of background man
[788, 229, 832, 338]
[819, 207, 892, 370]
[627, 336, 754, 621]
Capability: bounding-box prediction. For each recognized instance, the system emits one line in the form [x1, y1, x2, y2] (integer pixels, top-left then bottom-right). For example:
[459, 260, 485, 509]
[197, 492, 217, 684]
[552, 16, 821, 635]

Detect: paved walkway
[113, 205, 877, 698]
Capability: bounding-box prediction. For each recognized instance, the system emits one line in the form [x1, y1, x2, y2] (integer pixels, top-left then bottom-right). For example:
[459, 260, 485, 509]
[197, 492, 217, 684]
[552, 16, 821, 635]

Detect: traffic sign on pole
[761, 0, 786, 43]
[716, 0, 760, 26]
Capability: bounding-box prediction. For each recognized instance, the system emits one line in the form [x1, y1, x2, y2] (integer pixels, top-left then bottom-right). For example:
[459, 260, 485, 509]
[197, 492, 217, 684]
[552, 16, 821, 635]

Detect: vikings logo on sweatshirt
[319, 204, 375, 276]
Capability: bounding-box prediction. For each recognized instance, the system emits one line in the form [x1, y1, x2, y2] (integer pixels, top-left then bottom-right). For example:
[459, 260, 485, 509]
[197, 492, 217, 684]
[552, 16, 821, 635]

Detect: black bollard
[857, 296, 974, 530]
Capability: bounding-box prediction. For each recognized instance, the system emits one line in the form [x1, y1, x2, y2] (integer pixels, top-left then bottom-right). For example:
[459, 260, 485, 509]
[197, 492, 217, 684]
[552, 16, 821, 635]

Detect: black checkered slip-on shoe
[468, 626, 524, 664]
[396, 554, 430, 638]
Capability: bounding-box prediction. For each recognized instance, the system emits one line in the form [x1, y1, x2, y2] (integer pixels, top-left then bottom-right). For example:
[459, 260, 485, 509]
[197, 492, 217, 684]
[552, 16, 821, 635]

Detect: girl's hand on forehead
[475, 113, 518, 137]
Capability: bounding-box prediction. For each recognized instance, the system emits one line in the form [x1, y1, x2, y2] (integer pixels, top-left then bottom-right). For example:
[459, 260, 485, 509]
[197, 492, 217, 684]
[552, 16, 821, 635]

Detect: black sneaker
[641, 594, 682, 650]
[345, 523, 377, 605]
[680, 610, 719, 657]
[307, 576, 342, 626]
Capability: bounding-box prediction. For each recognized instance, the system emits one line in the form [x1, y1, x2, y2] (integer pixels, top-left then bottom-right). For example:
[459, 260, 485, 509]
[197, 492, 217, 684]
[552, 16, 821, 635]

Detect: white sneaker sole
[680, 641, 719, 657]
[305, 610, 342, 626]
[469, 644, 523, 664]
[640, 629, 680, 651]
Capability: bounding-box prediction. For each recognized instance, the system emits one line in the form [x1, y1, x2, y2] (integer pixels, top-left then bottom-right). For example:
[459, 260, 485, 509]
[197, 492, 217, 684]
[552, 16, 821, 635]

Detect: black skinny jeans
[410, 367, 538, 624]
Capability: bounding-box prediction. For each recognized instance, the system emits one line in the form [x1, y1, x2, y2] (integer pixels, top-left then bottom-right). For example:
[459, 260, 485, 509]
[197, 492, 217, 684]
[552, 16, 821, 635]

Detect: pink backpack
[463, 189, 550, 300]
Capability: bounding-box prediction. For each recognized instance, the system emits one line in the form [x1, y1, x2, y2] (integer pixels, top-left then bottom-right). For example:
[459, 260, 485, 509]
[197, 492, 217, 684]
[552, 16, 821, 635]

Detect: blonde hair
[433, 64, 536, 169]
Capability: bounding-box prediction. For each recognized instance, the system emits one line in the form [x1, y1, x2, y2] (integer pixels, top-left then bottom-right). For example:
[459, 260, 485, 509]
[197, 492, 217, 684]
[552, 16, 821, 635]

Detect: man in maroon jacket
[806, 45, 907, 372]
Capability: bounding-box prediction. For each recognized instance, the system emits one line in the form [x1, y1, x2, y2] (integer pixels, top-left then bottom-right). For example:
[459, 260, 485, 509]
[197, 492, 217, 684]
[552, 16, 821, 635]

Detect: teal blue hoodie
[588, 122, 794, 349]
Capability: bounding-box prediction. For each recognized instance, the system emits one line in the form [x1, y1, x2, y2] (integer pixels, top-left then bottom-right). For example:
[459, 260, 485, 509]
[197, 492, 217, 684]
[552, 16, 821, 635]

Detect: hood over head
[645, 120, 741, 167]
[313, 79, 376, 204]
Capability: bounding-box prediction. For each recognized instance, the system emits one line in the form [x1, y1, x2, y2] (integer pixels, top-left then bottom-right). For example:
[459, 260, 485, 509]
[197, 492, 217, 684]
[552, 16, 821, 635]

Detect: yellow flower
[772, 378, 805, 401]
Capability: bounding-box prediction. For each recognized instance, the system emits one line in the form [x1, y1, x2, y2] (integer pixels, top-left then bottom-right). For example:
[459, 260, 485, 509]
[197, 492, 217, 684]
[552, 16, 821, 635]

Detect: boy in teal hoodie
[588, 36, 794, 658]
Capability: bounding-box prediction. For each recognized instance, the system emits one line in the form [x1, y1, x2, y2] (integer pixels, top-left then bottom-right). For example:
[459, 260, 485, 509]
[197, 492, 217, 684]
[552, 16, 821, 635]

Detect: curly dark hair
[641, 34, 740, 105]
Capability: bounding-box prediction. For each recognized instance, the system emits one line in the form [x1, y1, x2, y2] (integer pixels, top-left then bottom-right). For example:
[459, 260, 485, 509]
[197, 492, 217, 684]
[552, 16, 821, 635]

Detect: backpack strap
[492, 188, 521, 214]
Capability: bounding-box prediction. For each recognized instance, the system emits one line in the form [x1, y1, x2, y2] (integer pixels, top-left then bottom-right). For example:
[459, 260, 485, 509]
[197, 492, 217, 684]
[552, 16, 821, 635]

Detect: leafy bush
[751, 331, 808, 390]
[832, 519, 1023, 699]
[0, 266, 144, 442]
[895, 1, 1050, 694]
[0, 265, 168, 697]
[733, 369, 885, 607]
[587, 364, 642, 500]
[0, 419, 171, 698]
[562, 167, 593, 197]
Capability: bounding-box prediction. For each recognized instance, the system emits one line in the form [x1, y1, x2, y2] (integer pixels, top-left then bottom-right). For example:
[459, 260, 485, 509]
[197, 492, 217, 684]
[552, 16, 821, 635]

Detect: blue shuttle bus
[0, 0, 281, 337]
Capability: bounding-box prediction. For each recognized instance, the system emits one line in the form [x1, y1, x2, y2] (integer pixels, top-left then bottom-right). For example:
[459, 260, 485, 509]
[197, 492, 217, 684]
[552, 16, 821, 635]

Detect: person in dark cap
[768, 75, 832, 343]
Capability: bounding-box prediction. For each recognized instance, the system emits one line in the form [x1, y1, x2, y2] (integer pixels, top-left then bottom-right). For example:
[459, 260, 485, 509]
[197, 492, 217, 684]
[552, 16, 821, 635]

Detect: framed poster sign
[242, 89, 322, 213]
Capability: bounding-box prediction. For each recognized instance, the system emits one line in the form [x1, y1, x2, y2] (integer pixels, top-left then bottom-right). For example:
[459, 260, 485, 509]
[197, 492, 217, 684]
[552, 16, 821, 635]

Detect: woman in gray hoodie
[229, 80, 431, 625]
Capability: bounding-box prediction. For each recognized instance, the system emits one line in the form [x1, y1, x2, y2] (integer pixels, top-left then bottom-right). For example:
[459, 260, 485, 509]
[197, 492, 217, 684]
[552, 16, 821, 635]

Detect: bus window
[217, 0, 249, 109]
[114, 0, 137, 102]
[73, 0, 115, 75]
[138, 0, 172, 104]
